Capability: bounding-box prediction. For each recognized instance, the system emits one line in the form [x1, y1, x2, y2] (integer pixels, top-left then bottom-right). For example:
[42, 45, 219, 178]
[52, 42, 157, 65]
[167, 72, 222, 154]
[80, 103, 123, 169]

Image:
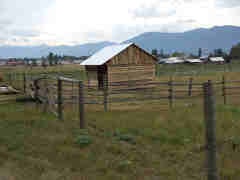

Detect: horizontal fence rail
[5, 72, 240, 124]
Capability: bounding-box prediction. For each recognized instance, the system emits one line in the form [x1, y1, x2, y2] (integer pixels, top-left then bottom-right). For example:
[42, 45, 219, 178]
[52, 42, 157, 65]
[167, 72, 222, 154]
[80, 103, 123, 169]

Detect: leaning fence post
[23, 73, 26, 93]
[9, 73, 12, 86]
[104, 88, 108, 112]
[33, 80, 39, 99]
[203, 80, 219, 180]
[8, 73, 10, 85]
[188, 77, 193, 96]
[72, 76, 74, 107]
[43, 79, 49, 113]
[222, 76, 226, 105]
[57, 78, 63, 121]
[168, 77, 173, 109]
[79, 81, 85, 129]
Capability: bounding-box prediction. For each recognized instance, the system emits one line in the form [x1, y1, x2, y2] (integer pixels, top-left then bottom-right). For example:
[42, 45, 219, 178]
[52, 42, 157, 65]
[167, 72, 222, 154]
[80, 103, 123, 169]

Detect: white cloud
[0, 0, 239, 46]
[0, 0, 56, 45]
[130, 1, 177, 19]
[216, 0, 240, 8]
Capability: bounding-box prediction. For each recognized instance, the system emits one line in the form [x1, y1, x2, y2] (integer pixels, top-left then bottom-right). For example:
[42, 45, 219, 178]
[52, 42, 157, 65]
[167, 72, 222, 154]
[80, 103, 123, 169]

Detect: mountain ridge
[0, 25, 240, 58]
[124, 25, 240, 54]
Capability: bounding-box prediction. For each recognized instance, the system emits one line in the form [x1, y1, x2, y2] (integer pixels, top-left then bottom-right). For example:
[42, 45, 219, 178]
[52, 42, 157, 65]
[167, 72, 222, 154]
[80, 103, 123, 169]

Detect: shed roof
[209, 57, 224, 62]
[185, 59, 202, 63]
[81, 43, 133, 66]
[161, 57, 185, 64]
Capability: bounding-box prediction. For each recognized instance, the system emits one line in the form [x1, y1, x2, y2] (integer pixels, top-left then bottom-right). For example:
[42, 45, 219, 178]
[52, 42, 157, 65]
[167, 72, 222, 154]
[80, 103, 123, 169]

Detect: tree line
[23, 52, 89, 66]
[151, 42, 240, 60]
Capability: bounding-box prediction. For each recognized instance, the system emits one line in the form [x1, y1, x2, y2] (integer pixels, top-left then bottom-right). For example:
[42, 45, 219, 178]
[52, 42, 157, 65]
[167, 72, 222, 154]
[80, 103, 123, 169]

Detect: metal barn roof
[161, 57, 185, 64]
[209, 57, 224, 62]
[80, 43, 133, 66]
[185, 59, 202, 63]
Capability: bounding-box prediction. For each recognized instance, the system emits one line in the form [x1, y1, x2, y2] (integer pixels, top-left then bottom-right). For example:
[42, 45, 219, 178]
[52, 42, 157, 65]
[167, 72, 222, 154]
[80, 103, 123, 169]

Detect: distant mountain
[124, 25, 240, 55]
[0, 26, 240, 58]
[0, 41, 116, 58]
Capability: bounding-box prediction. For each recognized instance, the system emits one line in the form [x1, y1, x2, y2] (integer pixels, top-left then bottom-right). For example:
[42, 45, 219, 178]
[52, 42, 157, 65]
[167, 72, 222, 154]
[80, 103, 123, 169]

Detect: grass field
[1, 62, 240, 179]
[0, 98, 240, 179]
[156, 60, 240, 77]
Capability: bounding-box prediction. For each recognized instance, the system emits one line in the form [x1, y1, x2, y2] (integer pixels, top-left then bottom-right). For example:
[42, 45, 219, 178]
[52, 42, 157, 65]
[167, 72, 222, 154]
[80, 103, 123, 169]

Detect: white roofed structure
[185, 59, 202, 63]
[80, 43, 157, 89]
[209, 57, 224, 62]
[81, 43, 133, 66]
[161, 57, 185, 64]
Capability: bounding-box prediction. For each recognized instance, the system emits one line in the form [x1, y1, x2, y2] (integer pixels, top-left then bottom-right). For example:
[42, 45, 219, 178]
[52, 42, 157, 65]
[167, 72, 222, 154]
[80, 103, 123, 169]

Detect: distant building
[209, 57, 224, 63]
[36, 59, 43, 66]
[61, 60, 72, 65]
[7, 59, 24, 66]
[73, 59, 85, 64]
[200, 56, 209, 62]
[0, 60, 7, 66]
[185, 59, 202, 64]
[159, 57, 185, 64]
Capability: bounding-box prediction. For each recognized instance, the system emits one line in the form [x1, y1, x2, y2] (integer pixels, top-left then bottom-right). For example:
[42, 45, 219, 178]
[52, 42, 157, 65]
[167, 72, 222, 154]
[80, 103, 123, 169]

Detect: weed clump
[75, 129, 93, 147]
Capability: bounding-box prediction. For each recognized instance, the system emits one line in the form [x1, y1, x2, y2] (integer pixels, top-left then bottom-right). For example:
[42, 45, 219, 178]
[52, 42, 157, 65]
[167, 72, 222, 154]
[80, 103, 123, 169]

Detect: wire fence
[5, 71, 240, 123]
[155, 62, 240, 77]
[5, 71, 240, 179]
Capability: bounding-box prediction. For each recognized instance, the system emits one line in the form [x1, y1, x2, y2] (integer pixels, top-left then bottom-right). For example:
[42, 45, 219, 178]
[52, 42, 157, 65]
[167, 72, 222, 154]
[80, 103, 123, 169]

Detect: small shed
[209, 57, 224, 63]
[81, 43, 157, 89]
[159, 57, 185, 64]
[185, 59, 202, 64]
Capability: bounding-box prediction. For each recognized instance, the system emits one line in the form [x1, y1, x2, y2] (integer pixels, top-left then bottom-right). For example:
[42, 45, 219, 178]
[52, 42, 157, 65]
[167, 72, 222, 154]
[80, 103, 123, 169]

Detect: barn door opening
[97, 65, 108, 90]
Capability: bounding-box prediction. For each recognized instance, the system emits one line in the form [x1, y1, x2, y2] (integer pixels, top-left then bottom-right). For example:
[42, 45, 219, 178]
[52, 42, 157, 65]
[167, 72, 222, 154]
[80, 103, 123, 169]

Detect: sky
[0, 0, 240, 46]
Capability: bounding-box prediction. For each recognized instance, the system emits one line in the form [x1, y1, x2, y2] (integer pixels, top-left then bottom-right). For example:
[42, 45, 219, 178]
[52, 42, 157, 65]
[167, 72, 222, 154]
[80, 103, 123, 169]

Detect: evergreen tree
[160, 49, 164, 58]
[230, 43, 240, 59]
[198, 48, 202, 57]
[48, 52, 54, 66]
[151, 49, 158, 57]
[172, 51, 185, 57]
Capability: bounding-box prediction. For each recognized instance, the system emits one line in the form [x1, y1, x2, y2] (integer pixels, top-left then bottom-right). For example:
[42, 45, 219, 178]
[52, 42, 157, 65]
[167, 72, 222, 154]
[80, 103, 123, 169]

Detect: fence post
[79, 81, 85, 129]
[203, 80, 219, 180]
[104, 88, 108, 112]
[222, 76, 226, 105]
[23, 73, 26, 93]
[9, 73, 12, 86]
[33, 79, 39, 100]
[57, 78, 63, 121]
[72, 76, 74, 108]
[43, 79, 49, 113]
[188, 77, 193, 96]
[168, 77, 173, 109]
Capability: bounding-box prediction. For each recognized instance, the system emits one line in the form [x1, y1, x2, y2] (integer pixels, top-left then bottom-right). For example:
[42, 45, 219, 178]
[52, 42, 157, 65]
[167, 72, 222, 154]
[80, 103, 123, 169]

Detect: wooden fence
[81, 76, 240, 112]
[32, 75, 86, 129]
[5, 72, 240, 115]
[7, 72, 239, 179]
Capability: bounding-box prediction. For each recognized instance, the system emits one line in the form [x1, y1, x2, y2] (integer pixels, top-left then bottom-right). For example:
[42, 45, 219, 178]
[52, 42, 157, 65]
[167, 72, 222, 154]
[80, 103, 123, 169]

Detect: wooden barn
[81, 43, 157, 89]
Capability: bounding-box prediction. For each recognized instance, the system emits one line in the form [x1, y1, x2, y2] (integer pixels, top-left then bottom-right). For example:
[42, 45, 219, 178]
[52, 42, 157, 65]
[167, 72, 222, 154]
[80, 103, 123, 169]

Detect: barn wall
[108, 64, 155, 83]
[107, 44, 156, 84]
[85, 66, 98, 86]
[106, 44, 156, 66]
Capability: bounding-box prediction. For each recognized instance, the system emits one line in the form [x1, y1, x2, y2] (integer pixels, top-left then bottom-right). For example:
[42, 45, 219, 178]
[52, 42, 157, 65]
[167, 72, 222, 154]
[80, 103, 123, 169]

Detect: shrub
[118, 134, 136, 144]
[75, 129, 93, 147]
[0, 74, 3, 82]
[75, 135, 92, 147]
[117, 160, 132, 172]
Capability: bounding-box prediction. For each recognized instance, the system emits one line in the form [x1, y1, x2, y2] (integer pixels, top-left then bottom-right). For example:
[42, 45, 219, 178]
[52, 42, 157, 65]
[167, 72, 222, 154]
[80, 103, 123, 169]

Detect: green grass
[1, 61, 240, 179]
[0, 98, 240, 179]
[156, 60, 240, 78]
